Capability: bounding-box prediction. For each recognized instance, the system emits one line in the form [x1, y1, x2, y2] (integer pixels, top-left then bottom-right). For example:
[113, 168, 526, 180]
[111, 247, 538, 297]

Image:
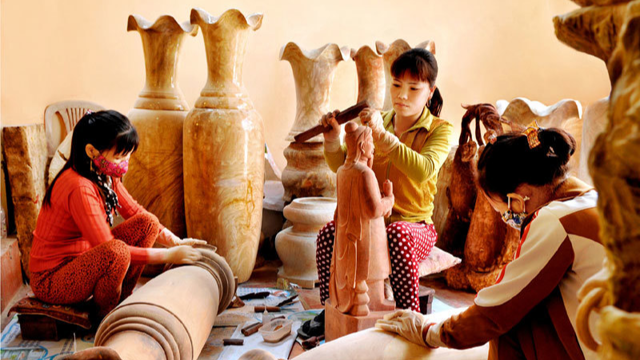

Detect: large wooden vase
[184, 8, 264, 283]
[124, 15, 196, 238]
[375, 39, 435, 111]
[350, 45, 385, 109]
[280, 42, 349, 203]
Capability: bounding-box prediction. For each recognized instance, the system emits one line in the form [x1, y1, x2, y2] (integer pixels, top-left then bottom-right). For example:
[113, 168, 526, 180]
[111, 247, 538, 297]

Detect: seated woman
[377, 126, 604, 360]
[30, 110, 204, 319]
[315, 48, 454, 315]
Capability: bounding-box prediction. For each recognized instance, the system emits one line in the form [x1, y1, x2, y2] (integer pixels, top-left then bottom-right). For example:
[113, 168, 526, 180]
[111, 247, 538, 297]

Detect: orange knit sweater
[31, 168, 162, 272]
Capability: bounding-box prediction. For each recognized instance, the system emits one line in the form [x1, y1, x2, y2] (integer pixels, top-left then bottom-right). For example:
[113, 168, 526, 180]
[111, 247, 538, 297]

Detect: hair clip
[522, 121, 541, 149]
[85, 110, 94, 116]
[484, 130, 498, 145]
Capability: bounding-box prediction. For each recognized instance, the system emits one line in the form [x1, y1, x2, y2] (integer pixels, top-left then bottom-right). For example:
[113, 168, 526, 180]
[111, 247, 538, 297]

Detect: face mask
[501, 193, 529, 231]
[92, 154, 129, 178]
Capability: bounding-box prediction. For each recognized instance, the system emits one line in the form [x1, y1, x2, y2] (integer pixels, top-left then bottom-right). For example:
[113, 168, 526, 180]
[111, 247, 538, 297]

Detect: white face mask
[501, 193, 529, 231]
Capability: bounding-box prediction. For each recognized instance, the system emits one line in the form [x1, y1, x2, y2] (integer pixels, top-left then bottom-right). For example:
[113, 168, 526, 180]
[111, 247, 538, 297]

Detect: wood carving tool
[239, 291, 271, 300]
[293, 101, 370, 143]
[241, 322, 263, 336]
[223, 338, 244, 346]
[275, 294, 298, 307]
[254, 306, 281, 313]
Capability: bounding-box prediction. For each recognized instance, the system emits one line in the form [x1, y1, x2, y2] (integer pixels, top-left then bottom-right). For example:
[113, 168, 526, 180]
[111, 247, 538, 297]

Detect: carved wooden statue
[442, 104, 519, 291]
[326, 122, 395, 340]
[555, 1, 640, 359]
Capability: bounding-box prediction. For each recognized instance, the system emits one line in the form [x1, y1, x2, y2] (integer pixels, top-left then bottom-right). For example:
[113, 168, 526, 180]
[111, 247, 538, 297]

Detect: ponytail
[429, 87, 443, 117]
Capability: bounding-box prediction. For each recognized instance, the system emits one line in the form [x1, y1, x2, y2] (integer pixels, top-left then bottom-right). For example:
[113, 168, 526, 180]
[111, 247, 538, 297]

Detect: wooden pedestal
[419, 286, 435, 315]
[325, 300, 391, 342]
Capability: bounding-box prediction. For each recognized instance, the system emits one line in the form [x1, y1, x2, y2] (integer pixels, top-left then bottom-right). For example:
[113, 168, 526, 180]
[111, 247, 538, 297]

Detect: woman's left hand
[359, 108, 400, 156]
[174, 238, 208, 247]
[375, 310, 429, 348]
[359, 108, 385, 140]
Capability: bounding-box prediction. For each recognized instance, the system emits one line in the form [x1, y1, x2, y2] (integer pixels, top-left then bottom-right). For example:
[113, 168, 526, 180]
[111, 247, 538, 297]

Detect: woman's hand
[320, 110, 341, 144]
[174, 238, 208, 246]
[375, 310, 430, 348]
[165, 245, 201, 264]
[359, 108, 399, 156]
[359, 108, 385, 140]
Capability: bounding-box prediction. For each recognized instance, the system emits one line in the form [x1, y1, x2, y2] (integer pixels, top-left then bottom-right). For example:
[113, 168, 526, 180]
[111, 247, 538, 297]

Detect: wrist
[324, 138, 341, 153]
[146, 248, 172, 264]
[422, 323, 439, 349]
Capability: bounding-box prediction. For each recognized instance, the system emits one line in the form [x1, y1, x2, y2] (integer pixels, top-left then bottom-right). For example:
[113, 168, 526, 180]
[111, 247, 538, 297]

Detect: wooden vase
[183, 8, 264, 283]
[350, 45, 385, 110]
[279, 42, 349, 203]
[275, 197, 336, 289]
[124, 15, 196, 238]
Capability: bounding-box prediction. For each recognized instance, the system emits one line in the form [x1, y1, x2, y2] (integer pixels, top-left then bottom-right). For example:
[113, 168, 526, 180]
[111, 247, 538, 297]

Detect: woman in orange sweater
[31, 110, 204, 318]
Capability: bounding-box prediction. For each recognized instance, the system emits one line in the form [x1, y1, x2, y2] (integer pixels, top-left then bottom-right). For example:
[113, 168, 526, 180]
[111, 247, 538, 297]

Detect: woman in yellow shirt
[316, 48, 453, 313]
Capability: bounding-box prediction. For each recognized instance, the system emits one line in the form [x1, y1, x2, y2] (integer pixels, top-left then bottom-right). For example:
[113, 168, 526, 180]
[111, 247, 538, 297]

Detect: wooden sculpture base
[325, 299, 394, 342]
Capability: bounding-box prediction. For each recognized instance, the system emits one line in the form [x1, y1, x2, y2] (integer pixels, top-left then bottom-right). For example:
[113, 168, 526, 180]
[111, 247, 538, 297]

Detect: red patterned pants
[316, 220, 437, 311]
[31, 213, 159, 317]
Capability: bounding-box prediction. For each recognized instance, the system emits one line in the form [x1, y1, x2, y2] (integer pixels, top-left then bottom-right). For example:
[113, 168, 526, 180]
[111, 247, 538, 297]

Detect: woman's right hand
[166, 245, 201, 264]
[320, 110, 341, 143]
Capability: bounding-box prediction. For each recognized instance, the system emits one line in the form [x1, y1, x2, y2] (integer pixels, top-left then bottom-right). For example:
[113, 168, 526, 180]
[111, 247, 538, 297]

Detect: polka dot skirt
[316, 220, 437, 311]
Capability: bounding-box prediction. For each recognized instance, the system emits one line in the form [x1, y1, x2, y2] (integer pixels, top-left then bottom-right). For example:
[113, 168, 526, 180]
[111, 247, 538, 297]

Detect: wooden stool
[9, 297, 92, 340]
[419, 286, 435, 315]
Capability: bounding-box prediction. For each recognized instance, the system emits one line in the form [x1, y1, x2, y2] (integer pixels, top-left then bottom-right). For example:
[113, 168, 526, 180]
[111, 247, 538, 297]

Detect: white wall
[1, 0, 611, 173]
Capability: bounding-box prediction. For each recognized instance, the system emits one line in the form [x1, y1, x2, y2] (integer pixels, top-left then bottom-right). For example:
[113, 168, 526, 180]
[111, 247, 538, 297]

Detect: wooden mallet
[293, 101, 371, 143]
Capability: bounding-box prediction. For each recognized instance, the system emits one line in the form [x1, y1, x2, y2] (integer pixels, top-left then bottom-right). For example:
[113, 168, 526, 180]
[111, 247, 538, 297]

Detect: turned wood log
[64, 245, 235, 360]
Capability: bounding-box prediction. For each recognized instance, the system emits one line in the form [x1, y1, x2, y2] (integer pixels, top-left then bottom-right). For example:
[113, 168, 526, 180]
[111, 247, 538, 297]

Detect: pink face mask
[93, 155, 129, 177]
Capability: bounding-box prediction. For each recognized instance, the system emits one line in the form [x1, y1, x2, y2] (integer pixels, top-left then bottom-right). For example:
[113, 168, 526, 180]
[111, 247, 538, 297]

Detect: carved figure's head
[344, 122, 373, 168]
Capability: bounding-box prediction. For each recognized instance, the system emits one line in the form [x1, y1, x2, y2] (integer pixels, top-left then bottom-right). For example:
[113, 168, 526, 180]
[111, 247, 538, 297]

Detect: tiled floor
[0, 259, 477, 359]
[244, 260, 476, 359]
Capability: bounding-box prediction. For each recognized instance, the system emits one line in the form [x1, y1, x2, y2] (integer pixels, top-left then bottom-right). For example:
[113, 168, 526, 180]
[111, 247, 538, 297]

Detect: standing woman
[377, 127, 604, 360]
[30, 110, 204, 319]
[316, 48, 454, 313]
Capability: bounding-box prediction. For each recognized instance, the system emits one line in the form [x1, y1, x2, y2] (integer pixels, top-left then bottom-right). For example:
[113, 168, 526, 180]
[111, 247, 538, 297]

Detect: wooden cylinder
[93, 246, 235, 360]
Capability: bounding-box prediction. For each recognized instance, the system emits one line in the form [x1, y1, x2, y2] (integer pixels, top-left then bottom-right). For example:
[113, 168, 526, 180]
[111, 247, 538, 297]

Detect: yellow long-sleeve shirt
[324, 107, 453, 224]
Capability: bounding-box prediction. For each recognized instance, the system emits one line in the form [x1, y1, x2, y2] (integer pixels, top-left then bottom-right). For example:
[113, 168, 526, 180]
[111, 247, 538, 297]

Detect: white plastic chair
[44, 101, 105, 157]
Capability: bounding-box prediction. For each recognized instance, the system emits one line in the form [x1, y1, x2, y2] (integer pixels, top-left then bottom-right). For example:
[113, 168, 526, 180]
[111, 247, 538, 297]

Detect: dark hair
[477, 128, 576, 200]
[390, 48, 443, 116]
[43, 110, 139, 210]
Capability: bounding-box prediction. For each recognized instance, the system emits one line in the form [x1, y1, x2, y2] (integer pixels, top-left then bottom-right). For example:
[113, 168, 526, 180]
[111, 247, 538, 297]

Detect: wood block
[17, 314, 77, 341]
[2, 124, 48, 279]
[419, 286, 435, 315]
[1, 237, 23, 312]
[325, 300, 391, 342]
